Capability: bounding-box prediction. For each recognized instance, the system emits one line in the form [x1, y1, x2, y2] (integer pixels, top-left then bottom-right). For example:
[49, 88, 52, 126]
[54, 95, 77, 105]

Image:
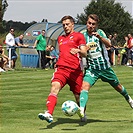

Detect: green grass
[0, 66, 133, 133]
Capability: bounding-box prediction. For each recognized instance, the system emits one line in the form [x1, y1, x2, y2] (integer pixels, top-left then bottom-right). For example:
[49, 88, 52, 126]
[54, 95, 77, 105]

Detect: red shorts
[51, 67, 83, 94]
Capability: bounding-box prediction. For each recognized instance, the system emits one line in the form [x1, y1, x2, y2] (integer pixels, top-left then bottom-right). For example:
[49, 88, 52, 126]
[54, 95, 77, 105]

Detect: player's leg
[78, 81, 90, 118]
[101, 67, 133, 109]
[78, 69, 98, 118]
[113, 84, 133, 108]
[69, 70, 83, 106]
[68, 70, 88, 121]
[38, 68, 66, 123]
[38, 81, 61, 123]
[73, 93, 87, 122]
[47, 82, 62, 114]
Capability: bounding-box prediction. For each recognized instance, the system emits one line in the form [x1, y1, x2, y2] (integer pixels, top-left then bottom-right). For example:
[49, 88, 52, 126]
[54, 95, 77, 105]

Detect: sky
[3, 0, 133, 23]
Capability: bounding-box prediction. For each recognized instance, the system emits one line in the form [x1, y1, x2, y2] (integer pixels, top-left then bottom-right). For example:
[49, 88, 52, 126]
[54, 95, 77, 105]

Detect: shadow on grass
[39, 117, 130, 130]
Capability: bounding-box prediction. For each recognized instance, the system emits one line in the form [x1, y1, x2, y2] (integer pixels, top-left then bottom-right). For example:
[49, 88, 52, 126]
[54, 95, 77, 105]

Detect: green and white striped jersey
[82, 29, 110, 70]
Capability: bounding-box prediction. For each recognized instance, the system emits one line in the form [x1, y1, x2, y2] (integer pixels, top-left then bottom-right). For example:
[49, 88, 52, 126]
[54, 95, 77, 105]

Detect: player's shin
[120, 86, 129, 100]
[80, 90, 88, 111]
[120, 86, 133, 109]
[46, 93, 57, 115]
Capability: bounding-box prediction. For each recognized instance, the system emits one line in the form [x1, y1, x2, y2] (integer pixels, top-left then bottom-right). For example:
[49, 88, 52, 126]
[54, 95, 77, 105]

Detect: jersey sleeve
[97, 29, 107, 39]
[78, 33, 86, 46]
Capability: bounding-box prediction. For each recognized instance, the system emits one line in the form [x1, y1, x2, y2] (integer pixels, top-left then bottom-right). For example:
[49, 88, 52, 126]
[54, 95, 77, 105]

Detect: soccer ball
[61, 100, 79, 117]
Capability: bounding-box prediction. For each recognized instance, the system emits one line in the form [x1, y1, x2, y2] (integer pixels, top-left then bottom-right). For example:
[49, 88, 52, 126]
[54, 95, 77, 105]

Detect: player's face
[86, 17, 97, 33]
[62, 19, 74, 35]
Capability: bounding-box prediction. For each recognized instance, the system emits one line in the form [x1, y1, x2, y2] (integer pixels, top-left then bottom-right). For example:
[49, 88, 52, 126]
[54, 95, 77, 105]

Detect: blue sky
[3, 0, 133, 23]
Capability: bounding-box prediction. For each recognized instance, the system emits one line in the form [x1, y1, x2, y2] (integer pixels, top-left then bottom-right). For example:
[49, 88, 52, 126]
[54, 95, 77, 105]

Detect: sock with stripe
[46, 93, 57, 115]
[120, 86, 129, 100]
[80, 90, 88, 109]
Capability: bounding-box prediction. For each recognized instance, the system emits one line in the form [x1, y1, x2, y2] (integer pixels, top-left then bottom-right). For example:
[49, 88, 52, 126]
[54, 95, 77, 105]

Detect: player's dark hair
[61, 15, 75, 23]
[88, 14, 99, 22]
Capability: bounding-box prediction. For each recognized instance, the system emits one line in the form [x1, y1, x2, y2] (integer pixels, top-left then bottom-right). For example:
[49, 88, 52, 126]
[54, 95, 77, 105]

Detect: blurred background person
[127, 33, 133, 66]
[5, 28, 17, 69]
[0, 45, 9, 72]
[15, 34, 29, 47]
[49, 45, 59, 68]
[33, 30, 47, 69]
[111, 33, 121, 65]
[121, 36, 128, 65]
[107, 34, 113, 65]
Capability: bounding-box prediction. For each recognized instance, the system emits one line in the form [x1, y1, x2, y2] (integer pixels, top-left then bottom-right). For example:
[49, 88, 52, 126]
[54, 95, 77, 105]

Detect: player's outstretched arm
[70, 45, 87, 57]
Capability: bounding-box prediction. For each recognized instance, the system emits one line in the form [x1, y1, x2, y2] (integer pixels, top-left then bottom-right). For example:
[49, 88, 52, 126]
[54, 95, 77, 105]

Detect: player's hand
[86, 44, 91, 51]
[70, 48, 80, 54]
[92, 32, 101, 38]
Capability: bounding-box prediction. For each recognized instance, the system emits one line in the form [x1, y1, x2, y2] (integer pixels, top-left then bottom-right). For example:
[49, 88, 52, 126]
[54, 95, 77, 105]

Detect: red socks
[46, 93, 57, 115]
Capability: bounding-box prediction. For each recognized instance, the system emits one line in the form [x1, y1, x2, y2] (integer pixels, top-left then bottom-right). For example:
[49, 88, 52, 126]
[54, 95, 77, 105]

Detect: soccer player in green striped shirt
[78, 14, 133, 120]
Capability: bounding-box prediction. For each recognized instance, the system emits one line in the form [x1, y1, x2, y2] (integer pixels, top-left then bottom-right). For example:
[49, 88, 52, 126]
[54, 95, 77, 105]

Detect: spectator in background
[5, 28, 17, 69]
[127, 33, 133, 66]
[121, 36, 128, 65]
[50, 45, 59, 68]
[107, 34, 113, 65]
[45, 45, 59, 69]
[111, 33, 121, 65]
[0, 45, 9, 71]
[45, 45, 52, 69]
[33, 30, 47, 69]
[15, 34, 29, 47]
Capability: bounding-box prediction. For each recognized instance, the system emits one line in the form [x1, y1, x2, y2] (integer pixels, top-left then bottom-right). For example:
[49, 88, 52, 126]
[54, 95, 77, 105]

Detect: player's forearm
[79, 49, 87, 57]
[99, 36, 112, 47]
[70, 47, 87, 57]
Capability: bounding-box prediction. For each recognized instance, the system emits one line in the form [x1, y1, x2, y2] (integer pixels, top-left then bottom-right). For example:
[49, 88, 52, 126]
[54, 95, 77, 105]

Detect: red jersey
[57, 32, 86, 70]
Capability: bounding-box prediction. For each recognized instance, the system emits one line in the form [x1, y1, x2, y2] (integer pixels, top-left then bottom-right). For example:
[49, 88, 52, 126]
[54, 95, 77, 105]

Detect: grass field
[0, 66, 133, 133]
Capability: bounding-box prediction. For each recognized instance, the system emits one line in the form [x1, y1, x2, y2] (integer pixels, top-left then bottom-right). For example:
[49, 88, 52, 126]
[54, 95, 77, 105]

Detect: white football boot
[127, 95, 133, 109]
[38, 111, 53, 123]
[77, 107, 84, 118]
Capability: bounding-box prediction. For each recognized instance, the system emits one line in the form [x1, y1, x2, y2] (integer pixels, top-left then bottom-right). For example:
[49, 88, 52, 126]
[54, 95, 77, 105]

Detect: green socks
[120, 86, 129, 100]
[80, 90, 88, 108]
[80, 86, 129, 109]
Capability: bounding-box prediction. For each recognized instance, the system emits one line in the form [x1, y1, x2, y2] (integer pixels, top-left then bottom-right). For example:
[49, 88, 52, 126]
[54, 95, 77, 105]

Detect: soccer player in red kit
[38, 15, 87, 123]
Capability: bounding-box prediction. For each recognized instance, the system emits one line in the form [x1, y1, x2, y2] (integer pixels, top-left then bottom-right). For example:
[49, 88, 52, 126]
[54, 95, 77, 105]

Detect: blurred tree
[76, 0, 133, 44]
[0, 0, 8, 33]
